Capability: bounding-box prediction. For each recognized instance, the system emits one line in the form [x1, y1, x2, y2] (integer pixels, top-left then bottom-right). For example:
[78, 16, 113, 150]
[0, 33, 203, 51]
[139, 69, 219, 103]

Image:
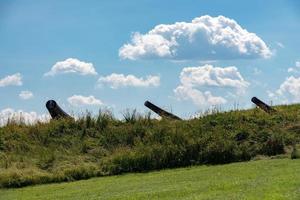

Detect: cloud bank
[174, 64, 249, 107]
[0, 108, 50, 126]
[120, 15, 272, 60]
[0, 73, 22, 87]
[97, 73, 160, 89]
[45, 58, 97, 76]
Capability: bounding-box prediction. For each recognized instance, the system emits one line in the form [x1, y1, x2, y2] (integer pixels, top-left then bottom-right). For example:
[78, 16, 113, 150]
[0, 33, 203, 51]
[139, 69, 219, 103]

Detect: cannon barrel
[144, 100, 182, 120]
[46, 100, 72, 119]
[251, 97, 275, 114]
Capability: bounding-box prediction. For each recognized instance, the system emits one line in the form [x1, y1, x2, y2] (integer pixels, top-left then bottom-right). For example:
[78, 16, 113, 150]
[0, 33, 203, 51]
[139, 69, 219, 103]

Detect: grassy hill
[1, 159, 300, 200]
[0, 104, 300, 188]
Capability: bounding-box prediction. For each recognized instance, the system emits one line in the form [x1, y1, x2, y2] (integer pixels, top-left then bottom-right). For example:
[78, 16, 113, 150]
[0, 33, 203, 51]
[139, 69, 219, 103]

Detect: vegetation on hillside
[1, 104, 300, 188]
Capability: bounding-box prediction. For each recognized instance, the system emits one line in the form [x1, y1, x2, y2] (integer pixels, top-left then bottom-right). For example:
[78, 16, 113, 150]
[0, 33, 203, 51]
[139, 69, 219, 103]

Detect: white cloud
[267, 90, 276, 98]
[97, 73, 160, 89]
[275, 76, 300, 102]
[119, 15, 272, 60]
[287, 61, 300, 73]
[44, 58, 97, 76]
[174, 64, 249, 107]
[276, 42, 285, 49]
[178, 65, 249, 90]
[68, 95, 103, 107]
[19, 91, 34, 100]
[0, 73, 22, 87]
[0, 108, 50, 126]
[174, 86, 227, 106]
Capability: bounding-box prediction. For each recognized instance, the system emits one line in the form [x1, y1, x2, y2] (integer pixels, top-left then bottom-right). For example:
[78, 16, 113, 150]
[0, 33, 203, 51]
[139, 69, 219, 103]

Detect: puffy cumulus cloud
[174, 64, 249, 107]
[19, 90, 34, 100]
[68, 95, 103, 107]
[0, 108, 50, 126]
[178, 65, 249, 90]
[0, 73, 22, 87]
[174, 86, 227, 106]
[44, 58, 97, 76]
[97, 73, 160, 89]
[275, 76, 300, 102]
[119, 15, 272, 60]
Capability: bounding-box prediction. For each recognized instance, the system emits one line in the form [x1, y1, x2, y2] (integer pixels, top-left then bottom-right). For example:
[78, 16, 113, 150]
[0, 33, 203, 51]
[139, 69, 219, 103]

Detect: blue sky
[0, 0, 300, 121]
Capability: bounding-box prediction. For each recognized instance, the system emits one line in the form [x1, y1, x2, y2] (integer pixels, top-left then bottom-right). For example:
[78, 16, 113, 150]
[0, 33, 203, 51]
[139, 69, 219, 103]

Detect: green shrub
[261, 133, 285, 156]
[291, 145, 300, 159]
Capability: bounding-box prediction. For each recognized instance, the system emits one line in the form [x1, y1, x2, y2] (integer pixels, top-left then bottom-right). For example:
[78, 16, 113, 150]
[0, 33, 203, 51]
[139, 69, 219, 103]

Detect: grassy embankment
[0, 104, 300, 188]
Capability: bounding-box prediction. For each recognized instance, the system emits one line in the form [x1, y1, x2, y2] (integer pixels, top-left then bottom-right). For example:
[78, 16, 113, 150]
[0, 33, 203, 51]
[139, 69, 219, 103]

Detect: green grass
[1, 104, 300, 187]
[1, 159, 299, 200]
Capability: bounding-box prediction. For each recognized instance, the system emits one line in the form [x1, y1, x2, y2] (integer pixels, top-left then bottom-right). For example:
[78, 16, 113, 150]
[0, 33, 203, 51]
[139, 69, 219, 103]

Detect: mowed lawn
[1, 159, 299, 200]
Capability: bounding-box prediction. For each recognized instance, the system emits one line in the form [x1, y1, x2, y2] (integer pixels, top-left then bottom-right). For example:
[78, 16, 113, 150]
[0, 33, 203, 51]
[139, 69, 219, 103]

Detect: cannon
[144, 100, 182, 120]
[251, 97, 275, 114]
[46, 100, 72, 119]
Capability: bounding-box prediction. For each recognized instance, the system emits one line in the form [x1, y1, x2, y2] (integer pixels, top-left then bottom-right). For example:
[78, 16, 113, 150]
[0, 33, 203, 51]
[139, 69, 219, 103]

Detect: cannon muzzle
[46, 100, 72, 119]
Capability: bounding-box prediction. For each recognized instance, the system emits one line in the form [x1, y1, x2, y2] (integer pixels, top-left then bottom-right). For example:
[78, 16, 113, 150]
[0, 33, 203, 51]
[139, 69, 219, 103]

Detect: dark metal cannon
[144, 100, 182, 120]
[46, 100, 72, 119]
[251, 97, 275, 114]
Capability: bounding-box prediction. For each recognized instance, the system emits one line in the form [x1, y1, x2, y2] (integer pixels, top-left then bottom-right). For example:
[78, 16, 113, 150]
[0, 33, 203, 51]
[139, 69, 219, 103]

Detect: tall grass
[0, 104, 300, 188]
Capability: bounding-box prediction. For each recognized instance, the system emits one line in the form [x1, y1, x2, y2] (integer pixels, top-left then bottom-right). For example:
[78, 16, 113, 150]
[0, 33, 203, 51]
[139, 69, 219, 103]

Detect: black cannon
[144, 100, 182, 120]
[251, 97, 275, 114]
[46, 100, 72, 119]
